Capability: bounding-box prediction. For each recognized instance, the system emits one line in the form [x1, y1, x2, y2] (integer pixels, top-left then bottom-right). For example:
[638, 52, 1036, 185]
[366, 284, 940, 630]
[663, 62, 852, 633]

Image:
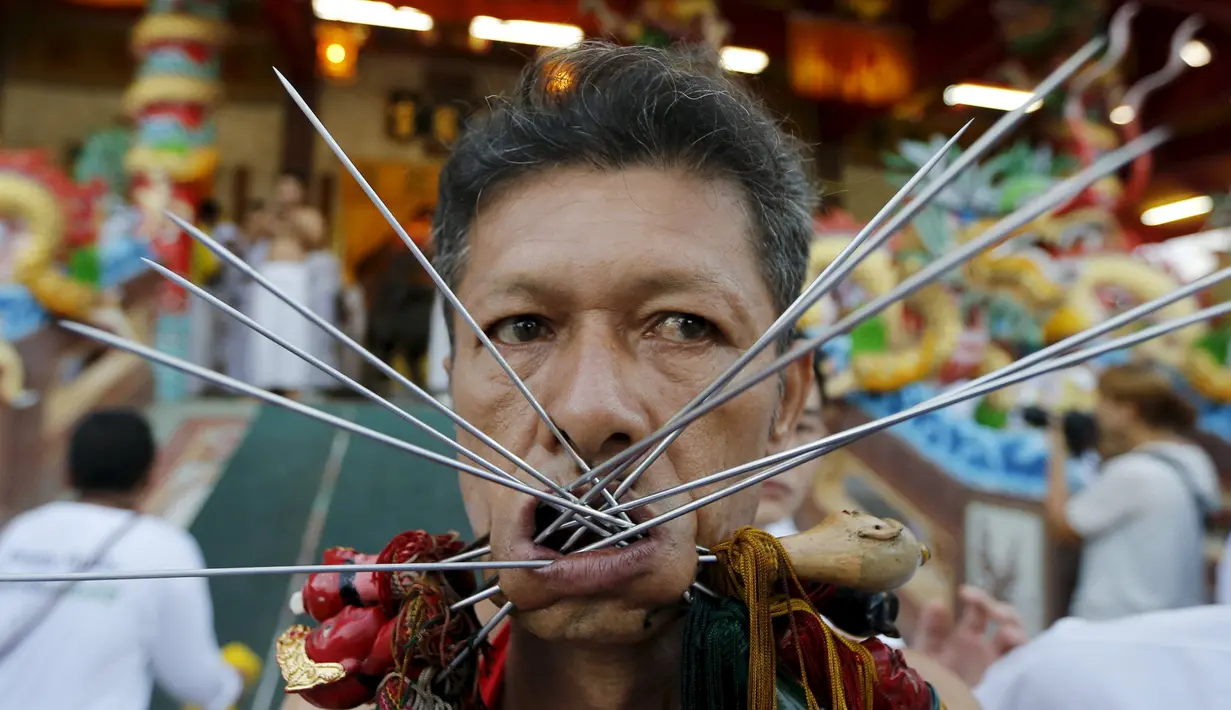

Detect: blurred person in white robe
[245, 173, 326, 399]
[304, 247, 342, 393]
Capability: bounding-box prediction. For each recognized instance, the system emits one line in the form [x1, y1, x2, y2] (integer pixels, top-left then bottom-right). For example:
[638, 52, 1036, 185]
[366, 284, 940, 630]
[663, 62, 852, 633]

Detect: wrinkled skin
[447, 166, 811, 645]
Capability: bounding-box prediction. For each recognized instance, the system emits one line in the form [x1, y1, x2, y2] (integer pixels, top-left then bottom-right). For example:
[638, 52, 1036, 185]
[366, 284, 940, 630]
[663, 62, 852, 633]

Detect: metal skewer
[0, 557, 722, 584]
[58, 321, 628, 528]
[568, 35, 1111, 498]
[442, 293, 1209, 676]
[275, 70, 598, 483]
[950, 263, 1231, 397]
[565, 126, 1171, 491]
[165, 216, 617, 528]
[445, 41, 1127, 659]
[599, 300, 1231, 522]
[436, 36, 1119, 663]
[562, 121, 970, 529]
[144, 258, 619, 539]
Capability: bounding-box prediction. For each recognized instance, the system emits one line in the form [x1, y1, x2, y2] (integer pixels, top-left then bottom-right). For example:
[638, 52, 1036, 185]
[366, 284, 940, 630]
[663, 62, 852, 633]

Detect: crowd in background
[187, 173, 441, 405]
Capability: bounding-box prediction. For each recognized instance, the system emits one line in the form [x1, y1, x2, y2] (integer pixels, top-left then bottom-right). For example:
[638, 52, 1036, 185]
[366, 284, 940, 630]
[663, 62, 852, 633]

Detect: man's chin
[512, 597, 690, 644]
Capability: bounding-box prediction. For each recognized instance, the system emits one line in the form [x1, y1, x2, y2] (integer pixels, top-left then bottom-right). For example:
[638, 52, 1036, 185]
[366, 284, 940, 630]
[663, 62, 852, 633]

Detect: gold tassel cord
[713, 527, 878, 710]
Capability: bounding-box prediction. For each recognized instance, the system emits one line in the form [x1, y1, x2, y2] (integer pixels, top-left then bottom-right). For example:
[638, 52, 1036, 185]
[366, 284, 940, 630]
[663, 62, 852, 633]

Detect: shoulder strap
[0, 511, 143, 666]
[1135, 450, 1213, 519]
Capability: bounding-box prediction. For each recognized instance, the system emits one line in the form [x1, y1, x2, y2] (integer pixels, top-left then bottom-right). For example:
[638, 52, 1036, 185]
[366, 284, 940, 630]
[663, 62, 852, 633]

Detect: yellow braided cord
[714, 526, 780, 709]
[713, 527, 878, 710]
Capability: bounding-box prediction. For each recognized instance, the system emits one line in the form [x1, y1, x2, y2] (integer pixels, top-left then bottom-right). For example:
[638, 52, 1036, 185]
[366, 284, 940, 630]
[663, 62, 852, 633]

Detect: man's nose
[543, 329, 649, 468]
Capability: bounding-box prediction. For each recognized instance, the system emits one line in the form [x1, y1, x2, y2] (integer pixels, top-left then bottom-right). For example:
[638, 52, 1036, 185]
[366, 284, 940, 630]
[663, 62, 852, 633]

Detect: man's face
[755, 387, 825, 529]
[275, 175, 304, 206]
[449, 166, 810, 644]
[1093, 394, 1134, 458]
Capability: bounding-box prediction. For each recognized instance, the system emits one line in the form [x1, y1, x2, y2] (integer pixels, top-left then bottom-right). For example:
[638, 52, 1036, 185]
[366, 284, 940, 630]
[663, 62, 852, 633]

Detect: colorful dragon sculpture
[0, 152, 112, 406]
[805, 4, 1229, 432]
[805, 134, 1218, 423]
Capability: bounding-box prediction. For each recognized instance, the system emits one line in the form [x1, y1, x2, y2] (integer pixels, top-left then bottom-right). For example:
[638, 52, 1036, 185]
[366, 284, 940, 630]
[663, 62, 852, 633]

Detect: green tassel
[680, 593, 749, 710]
[775, 667, 813, 710]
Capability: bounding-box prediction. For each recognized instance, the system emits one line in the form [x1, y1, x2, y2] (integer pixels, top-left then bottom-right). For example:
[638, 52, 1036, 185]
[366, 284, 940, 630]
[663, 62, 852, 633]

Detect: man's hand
[912, 585, 1028, 687]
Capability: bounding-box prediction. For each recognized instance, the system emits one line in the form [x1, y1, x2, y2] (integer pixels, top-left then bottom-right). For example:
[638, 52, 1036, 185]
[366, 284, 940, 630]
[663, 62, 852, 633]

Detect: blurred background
[1, 0, 1230, 707]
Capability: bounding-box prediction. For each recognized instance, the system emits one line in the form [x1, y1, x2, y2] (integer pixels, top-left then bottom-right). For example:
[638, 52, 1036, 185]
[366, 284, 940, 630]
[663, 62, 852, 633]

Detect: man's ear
[771, 351, 814, 445]
[442, 354, 451, 378]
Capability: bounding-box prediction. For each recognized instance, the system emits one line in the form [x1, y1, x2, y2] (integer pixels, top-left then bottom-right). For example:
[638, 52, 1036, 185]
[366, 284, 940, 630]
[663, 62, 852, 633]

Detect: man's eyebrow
[486, 271, 752, 312]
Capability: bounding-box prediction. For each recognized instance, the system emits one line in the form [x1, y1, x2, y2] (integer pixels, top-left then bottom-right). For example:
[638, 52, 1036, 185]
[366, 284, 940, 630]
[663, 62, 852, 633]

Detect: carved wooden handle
[778, 510, 929, 592]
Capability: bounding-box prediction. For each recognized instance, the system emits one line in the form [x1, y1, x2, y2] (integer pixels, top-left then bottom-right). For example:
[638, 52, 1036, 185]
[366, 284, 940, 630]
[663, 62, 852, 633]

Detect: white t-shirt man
[0, 501, 242, 710]
[1066, 440, 1220, 620]
[974, 605, 1231, 710]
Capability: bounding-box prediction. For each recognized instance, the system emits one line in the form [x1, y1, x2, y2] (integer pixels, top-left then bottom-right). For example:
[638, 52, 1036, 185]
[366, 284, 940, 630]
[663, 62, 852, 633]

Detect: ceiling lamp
[325, 43, 347, 64]
[1140, 195, 1214, 227]
[316, 22, 369, 82]
[312, 0, 433, 32]
[1181, 39, 1212, 68]
[1109, 104, 1135, 125]
[720, 46, 769, 75]
[943, 84, 1042, 113]
[469, 16, 584, 48]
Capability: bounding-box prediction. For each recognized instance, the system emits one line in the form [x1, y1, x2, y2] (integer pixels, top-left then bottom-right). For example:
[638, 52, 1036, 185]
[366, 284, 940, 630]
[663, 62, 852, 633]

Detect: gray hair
[433, 41, 816, 340]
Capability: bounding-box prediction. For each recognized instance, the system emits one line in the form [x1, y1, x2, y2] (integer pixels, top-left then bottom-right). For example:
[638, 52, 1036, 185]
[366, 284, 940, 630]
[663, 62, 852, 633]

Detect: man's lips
[503, 498, 669, 605]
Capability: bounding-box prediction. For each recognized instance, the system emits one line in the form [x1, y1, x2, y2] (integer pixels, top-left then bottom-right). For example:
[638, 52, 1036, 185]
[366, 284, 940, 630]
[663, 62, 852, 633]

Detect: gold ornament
[275, 625, 347, 692]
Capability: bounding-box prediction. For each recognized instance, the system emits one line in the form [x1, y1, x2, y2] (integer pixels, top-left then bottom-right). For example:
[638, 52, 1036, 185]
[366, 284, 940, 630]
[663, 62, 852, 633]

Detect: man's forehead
[461, 168, 777, 307]
[471, 166, 750, 246]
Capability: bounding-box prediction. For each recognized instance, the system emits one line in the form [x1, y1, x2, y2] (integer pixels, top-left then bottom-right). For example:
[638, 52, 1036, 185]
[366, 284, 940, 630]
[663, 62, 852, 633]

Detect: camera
[1020, 406, 1099, 457]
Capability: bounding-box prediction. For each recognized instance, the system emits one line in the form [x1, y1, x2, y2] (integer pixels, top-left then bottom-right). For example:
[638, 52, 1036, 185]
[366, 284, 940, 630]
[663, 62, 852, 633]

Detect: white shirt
[1217, 529, 1231, 605]
[975, 606, 1231, 710]
[0, 502, 242, 710]
[763, 517, 799, 538]
[1066, 441, 1220, 620]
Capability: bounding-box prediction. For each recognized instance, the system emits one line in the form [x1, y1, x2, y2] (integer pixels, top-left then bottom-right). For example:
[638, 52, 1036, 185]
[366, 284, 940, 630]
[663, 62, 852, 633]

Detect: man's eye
[491, 316, 550, 344]
[654, 313, 715, 343]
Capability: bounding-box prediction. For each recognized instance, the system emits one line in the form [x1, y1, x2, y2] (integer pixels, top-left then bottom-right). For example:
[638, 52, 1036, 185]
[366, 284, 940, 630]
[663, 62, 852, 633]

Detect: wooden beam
[264, 0, 315, 84]
[911, 0, 1005, 89]
[264, 0, 319, 177]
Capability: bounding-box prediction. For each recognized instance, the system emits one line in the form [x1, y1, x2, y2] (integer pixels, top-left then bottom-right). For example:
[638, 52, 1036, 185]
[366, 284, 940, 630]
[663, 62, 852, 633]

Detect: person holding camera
[1045, 363, 1220, 620]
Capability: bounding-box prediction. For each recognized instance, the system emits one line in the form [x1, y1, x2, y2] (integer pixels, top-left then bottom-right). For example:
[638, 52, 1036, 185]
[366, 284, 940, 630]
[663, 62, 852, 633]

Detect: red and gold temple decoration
[787, 15, 913, 107]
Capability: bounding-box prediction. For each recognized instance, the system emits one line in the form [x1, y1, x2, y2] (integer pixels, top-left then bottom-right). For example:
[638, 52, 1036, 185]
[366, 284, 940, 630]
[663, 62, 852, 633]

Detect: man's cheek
[694, 499, 752, 546]
[458, 475, 493, 537]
